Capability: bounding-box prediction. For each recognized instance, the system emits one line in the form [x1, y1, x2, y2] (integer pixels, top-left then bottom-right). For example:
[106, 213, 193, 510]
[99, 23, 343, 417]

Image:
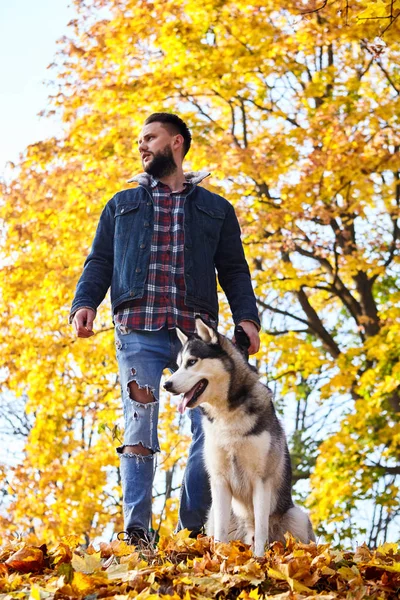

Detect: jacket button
[136, 268, 142, 273]
[130, 291, 135, 296]
[120, 208, 125, 213]
[144, 221, 150, 227]
[140, 243, 146, 249]
[147, 201, 152, 206]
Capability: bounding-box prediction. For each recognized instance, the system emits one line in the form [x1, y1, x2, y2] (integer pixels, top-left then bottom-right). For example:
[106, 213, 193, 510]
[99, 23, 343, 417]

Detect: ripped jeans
[115, 325, 211, 534]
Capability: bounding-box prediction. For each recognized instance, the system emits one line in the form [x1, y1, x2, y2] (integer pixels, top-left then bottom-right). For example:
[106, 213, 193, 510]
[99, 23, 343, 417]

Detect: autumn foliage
[0, 0, 399, 546]
[1, 534, 400, 599]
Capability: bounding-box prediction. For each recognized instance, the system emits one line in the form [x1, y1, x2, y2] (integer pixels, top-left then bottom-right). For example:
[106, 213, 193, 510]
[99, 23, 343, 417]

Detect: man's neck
[158, 168, 187, 193]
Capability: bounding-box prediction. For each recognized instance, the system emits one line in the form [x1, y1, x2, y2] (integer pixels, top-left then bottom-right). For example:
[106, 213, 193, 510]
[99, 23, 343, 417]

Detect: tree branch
[257, 299, 311, 328]
[264, 328, 310, 336]
[292, 242, 364, 330]
[368, 463, 400, 475]
[246, 98, 301, 128]
[300, 1, 328, 16]
[297, 287, 341, 358]
[329, 217, 380, 337]
[375, 59, 400, 95]
[239, 97, 248, 148]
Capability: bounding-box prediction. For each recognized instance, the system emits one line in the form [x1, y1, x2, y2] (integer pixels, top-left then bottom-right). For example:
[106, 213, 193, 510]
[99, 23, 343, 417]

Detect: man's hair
[144, 113, 192, 156]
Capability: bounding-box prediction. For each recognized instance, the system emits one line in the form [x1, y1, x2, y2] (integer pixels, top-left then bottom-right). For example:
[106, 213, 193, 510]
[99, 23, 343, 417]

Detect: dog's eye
[187, 359, 198, 367]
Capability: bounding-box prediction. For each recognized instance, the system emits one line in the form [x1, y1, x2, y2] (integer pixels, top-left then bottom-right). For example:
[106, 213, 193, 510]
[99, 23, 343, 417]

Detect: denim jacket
[69, 171, 260, 328]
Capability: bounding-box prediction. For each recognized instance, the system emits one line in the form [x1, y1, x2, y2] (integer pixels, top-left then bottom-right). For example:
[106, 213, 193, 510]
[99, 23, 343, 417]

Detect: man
[70, 113, 260, 546]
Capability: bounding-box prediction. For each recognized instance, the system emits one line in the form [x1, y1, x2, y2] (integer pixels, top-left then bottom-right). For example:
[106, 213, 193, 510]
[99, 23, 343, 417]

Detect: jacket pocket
[114, 199, 141, 237]
[195, 203, 225, 241]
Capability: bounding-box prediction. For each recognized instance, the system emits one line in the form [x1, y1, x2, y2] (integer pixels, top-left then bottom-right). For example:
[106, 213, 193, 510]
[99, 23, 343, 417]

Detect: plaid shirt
[114, 176, 210, 333]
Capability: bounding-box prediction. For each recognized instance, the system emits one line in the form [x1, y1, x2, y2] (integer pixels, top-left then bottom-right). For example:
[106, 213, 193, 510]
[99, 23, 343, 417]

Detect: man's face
[138, 122, 178, 178]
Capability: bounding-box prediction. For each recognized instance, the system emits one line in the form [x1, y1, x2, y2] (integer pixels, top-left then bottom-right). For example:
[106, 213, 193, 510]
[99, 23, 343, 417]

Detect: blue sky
[0, 0, 74, 177]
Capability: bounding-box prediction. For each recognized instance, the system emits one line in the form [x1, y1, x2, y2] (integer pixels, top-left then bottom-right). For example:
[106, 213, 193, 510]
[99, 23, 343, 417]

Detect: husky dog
[164, 317, 315, 556]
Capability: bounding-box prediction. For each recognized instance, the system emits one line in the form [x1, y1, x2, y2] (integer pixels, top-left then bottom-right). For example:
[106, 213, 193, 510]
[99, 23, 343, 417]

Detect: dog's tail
[271, 506, 315, 544]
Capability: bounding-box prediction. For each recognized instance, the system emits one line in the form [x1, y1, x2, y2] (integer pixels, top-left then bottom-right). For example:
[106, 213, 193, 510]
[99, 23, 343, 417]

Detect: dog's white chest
[204, 426, 271, 481]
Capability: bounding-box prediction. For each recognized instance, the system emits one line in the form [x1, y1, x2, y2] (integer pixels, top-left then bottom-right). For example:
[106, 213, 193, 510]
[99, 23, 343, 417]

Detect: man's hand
[73, 308, 96, 338]
[238, 320, 260, 355]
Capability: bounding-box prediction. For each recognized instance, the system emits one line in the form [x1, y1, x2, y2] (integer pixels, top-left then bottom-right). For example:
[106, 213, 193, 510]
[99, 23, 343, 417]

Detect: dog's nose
[164, 380, 173, 391]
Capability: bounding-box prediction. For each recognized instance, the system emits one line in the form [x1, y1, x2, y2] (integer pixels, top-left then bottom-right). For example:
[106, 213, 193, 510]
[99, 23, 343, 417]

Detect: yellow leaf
[357, 0, 388, 19]
[71, 551, 102, 574]
[376, 542, 399, 556]
[370, 561, 400, 573]
[267, 567, 312, 593]
[29, 584, 41, 600]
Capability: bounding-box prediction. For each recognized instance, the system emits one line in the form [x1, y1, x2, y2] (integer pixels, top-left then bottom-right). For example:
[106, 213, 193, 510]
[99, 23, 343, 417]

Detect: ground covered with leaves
[0, 533, 399, 599]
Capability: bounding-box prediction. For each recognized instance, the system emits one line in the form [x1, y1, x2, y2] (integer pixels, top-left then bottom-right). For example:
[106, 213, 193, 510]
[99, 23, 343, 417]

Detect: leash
[234, 324, 251, 361]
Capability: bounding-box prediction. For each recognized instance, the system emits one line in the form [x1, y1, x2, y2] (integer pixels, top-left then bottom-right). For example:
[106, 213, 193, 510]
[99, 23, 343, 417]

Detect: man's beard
[143, 145, 177, 178]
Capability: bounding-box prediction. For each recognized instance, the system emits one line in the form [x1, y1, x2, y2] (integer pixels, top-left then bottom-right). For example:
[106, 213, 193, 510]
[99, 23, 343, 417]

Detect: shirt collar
[149, 175, 190, 192]
[149, 175, 158, 189]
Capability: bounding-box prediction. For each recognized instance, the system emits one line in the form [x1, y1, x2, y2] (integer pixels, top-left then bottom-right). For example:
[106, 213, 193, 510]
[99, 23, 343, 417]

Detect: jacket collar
[127, 170, 210, 186]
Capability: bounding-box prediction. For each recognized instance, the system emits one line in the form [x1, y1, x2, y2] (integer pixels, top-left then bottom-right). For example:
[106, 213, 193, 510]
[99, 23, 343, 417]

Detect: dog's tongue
[178, 383, 199, 414]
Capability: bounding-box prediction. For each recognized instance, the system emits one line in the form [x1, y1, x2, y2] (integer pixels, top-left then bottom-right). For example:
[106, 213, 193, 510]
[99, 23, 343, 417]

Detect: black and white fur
[164, 317, 315, 556]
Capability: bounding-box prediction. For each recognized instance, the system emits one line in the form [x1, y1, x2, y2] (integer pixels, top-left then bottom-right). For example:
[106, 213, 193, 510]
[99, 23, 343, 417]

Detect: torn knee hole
[122, 443, 153, 456]
[127, 378, 156, 405]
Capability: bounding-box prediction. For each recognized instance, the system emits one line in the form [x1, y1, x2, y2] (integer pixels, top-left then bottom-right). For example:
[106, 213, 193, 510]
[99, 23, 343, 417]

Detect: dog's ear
[176, 328, 189, 347]
[195, 316, 219, 344]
